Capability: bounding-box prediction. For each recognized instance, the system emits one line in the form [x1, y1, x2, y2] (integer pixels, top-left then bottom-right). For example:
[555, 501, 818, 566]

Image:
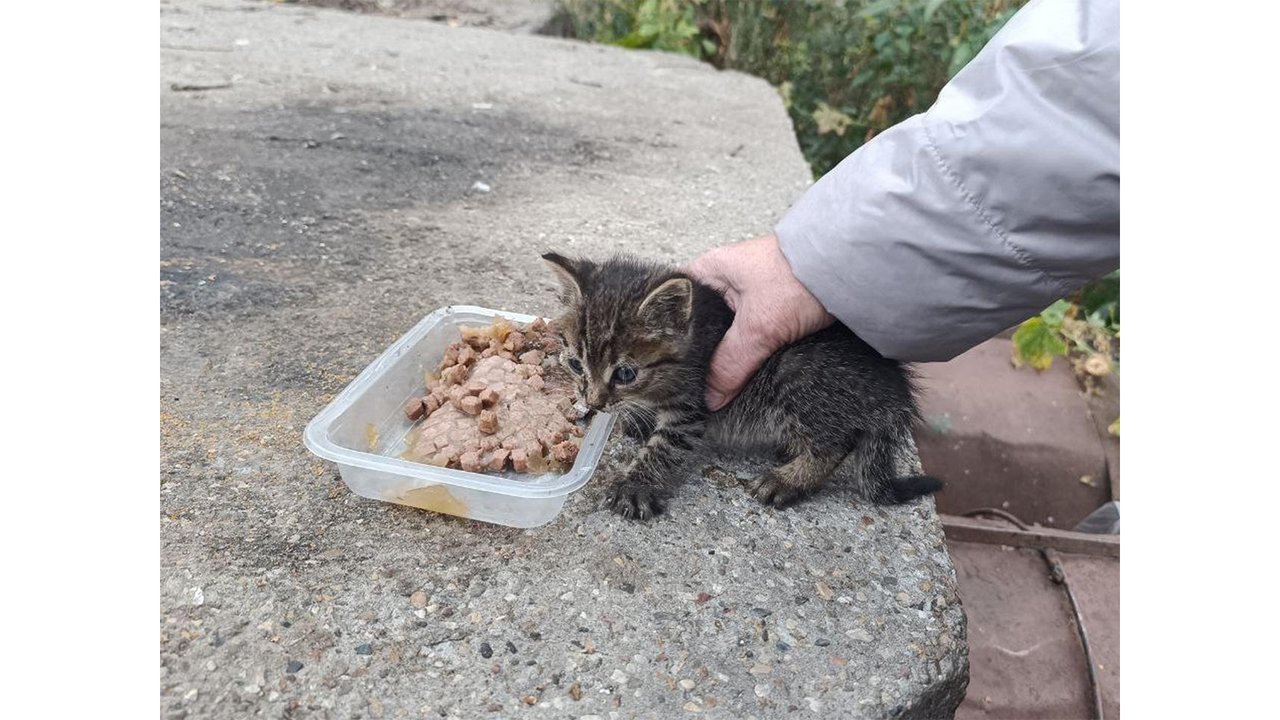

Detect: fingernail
[706, 391, 724, 410]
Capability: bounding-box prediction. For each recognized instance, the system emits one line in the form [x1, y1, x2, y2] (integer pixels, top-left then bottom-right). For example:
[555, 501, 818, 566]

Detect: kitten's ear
[638, 276, 694, 333]
[542, 252, 584, 306]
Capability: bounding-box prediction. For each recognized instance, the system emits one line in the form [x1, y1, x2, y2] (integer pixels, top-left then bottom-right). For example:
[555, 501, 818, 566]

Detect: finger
[684, 256, 740, 312]
[704, 317, 777, 411]
[684, 252, 730, 291]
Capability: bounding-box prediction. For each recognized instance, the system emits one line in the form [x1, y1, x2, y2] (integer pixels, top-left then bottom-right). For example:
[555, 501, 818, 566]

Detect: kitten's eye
[567, 357, 583, 375]
[612, 366, 637, 385]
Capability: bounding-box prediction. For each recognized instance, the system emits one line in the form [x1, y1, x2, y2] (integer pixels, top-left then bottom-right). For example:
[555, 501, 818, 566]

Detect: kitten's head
[541, 252, 697, 414]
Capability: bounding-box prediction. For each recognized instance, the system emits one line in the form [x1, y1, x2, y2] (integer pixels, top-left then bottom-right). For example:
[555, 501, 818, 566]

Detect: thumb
[705, 316, 777, 411]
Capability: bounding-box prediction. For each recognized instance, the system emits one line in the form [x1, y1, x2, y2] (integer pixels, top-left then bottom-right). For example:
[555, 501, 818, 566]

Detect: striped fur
[542, 252, 940, 519]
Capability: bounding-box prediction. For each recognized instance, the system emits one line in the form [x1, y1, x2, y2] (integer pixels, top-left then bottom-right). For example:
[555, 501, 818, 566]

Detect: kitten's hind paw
[750, 472, 812, 509]
[605, 485, 666, 520]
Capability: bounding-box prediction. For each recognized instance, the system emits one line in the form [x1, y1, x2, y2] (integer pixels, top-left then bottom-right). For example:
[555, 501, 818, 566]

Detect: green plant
[559, 0, 1025, 176]
[1011, 271, 1120, 392]
[561, 0, 714, 55]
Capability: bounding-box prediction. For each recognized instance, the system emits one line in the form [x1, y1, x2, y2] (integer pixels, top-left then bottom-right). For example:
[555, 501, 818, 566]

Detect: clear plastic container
[303, 305, 614, 528]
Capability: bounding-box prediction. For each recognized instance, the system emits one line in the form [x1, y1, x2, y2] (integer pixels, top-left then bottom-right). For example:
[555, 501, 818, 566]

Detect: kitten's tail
[889, 474, 944, 503]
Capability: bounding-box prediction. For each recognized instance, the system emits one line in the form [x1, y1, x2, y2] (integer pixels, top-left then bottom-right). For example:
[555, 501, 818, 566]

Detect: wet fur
[543, 252, 941, 519]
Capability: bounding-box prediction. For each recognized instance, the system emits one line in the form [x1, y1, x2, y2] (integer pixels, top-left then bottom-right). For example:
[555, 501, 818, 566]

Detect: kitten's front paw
[605, 484, 666, 520]
[749, 472, 811, 509]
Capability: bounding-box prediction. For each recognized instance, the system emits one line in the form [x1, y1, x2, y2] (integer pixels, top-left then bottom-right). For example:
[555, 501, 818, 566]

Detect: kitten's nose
[586, 387, 607, 410]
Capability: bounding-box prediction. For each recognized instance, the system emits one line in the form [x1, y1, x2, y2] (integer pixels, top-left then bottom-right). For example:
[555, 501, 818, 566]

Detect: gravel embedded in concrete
[160, 1, 968, 717]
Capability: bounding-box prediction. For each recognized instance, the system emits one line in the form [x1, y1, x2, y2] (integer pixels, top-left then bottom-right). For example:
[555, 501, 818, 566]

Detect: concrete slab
[160, 1, 968, 717]
[294, 0, 559, 33]
[914, 339, 1113, 529]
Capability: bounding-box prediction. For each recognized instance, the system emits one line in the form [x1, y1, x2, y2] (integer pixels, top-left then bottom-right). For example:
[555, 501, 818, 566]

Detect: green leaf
[1040, 299, 1074, 327]
[924, 0, 949, 22]
[1012, 317, 1068, 371]
[860, 0, 902, 19]
[1077, 273, 1120, 319]
[777, 81, 794, 109]
[1107, 417, 1120, 437]
[948, 41, 975, 76]
[615, 29, 656, 49]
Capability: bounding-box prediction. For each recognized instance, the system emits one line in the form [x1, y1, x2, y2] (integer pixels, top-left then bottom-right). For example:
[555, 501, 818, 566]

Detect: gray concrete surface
[292, 0, 560, 33]
[160, 1, 968, 717]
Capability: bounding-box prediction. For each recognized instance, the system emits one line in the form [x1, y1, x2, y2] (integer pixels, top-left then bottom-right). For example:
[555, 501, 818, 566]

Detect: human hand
[685, 234, 834, 411]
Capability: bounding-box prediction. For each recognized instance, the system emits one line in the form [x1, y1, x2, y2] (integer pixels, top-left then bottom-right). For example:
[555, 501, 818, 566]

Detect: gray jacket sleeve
[775, 0, 1119, 362]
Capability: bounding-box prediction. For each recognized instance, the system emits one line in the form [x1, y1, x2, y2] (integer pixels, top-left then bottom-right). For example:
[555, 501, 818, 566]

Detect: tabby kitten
[542, 252, 941, 520]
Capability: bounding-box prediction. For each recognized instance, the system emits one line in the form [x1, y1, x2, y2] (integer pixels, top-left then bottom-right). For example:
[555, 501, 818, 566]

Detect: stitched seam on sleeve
[919, 118, 1073, 298]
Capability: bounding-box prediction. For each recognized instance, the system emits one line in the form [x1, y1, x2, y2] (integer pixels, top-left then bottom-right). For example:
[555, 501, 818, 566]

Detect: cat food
[401, 317, 584, 475]
[403, 397, 427, 422]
